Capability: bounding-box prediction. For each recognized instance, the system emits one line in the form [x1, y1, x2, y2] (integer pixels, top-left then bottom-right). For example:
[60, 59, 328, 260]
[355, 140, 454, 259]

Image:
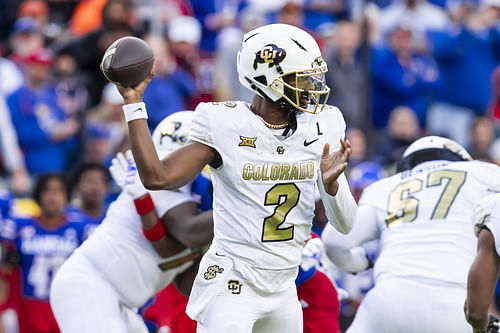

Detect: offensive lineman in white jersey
[113, 23, 357, 332]
[465, 194, 500, 333]
[49, 112, 213, 332]
[322, 136, 500, 333]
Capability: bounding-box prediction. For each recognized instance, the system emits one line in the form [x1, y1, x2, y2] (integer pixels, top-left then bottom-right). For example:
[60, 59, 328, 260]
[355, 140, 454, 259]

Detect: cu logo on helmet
[253, 44, 286, 70]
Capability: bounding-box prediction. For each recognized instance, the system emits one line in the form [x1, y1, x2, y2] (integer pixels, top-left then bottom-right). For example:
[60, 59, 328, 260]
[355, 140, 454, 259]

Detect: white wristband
[122, 102, 148, 122]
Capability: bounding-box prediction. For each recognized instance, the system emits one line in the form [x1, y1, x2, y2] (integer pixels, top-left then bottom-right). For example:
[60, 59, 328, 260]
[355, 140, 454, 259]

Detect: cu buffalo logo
[253, 44, 286, 70]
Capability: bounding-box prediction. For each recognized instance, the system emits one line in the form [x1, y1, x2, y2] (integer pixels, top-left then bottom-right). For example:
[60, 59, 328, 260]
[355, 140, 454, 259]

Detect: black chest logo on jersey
[227, 280, 243, 294]
[277, 146, 285, 154]
[239, 136, 257, 148]
[303, 138, 318, 146]
[204, 265, 224, 280]
[304, 122, 323, 147]
[253, 44, 286, 70]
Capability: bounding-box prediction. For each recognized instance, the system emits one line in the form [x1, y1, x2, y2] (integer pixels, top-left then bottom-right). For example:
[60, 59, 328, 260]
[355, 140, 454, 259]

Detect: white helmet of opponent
[237, 24, 330, 114]
[396, 136, 472, 172]
[152, 111, 193, 159]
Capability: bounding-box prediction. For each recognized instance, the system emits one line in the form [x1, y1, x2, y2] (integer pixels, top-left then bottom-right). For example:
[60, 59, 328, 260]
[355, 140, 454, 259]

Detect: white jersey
[189, 101, 346, 270]
[476, 193, 500, 256]
[75, 187, 197, 308]
[360, 160, 500, 288]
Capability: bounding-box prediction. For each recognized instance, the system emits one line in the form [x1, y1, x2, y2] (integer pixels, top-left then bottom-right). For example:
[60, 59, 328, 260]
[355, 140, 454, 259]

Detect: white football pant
[347, 277, 472, 333]
[50, 252, 148, 333]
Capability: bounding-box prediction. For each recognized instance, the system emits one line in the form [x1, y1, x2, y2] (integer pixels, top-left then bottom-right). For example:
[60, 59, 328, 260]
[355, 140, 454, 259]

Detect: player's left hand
[321, 138, 351, 196]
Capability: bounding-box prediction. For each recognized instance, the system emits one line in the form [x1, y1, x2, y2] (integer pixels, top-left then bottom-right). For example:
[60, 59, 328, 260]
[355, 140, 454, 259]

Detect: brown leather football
[100, 36, 154, 87]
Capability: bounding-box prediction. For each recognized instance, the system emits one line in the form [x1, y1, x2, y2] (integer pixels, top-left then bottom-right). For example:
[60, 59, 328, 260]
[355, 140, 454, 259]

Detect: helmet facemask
[272, 58, 330, 114]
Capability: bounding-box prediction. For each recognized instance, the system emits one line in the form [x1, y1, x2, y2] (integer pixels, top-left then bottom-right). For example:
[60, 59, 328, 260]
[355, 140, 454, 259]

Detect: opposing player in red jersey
[297, 232, 341, 333]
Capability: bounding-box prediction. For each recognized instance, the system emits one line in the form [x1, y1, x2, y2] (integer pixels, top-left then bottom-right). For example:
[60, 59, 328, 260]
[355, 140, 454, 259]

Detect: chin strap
[282, 108, 297, 136]
[245, 76, 298, 136]
[245, 77, 275, 104]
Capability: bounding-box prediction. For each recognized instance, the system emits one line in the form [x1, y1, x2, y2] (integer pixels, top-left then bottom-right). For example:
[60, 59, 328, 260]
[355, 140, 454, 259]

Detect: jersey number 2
[386, 170, 466, 227]
[262, 183, 300, 242]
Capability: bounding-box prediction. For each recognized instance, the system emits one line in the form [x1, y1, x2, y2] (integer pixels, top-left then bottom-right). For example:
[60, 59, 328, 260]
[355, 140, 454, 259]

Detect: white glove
[300, 237, 324, 271]
[109, 150, 147, 199]
[472, 193, 500, 237]
[336, 286, 349, 301]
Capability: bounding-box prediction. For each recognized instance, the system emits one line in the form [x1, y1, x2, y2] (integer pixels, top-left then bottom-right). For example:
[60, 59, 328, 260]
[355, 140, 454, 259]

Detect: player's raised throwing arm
[115, 69, 219, 190]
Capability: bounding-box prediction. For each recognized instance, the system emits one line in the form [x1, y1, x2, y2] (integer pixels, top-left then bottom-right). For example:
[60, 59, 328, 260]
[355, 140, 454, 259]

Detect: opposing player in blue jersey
[50, 112, 214, 333]
[66, 162, 110, 239]
[0, 173, 85, 333]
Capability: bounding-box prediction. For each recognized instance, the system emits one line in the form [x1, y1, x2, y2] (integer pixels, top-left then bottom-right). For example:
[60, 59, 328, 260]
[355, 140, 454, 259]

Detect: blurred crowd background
[1, 0, 500, 331]
[3, 0, 500, 192]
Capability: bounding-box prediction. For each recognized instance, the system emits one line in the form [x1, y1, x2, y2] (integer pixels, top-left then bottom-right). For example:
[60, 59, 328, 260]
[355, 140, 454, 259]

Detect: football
[100, 36, 154, 87]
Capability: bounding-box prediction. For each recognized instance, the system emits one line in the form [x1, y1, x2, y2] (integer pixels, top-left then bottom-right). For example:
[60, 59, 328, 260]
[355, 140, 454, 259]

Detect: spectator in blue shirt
[67, 162, 109, 240]
[427, 0, 500, 146]
[303, 0, 346, 32]
[143, 35, 196, 130]
[189, 0, 238, 53]
[0, 173, 84, 333]
[371, 24, 438, 129]
[84, 83, 127, 167]
[372, 106, 421, 168]
[7, 49, 80, 175]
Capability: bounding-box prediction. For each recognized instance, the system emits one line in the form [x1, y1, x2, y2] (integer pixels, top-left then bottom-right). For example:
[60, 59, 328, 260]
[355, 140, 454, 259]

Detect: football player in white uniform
[465, 194, 500, 333]
[114, 23, 357, 332]
[49, 112, 214, 333]
[322, 136, 500, 333]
